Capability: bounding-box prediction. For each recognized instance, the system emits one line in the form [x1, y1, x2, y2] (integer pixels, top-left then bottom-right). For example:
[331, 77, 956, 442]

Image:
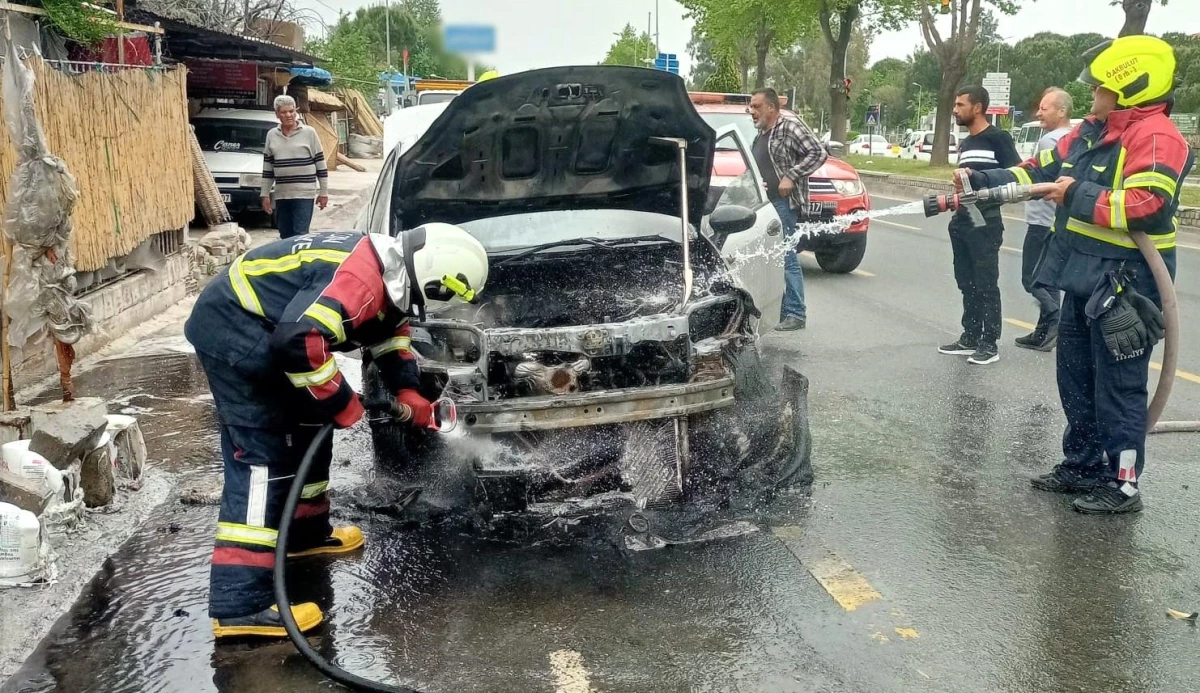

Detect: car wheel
[815, 234, 867, 273]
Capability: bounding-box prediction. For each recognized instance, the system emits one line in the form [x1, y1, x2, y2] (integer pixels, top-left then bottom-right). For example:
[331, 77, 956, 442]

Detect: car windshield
[459, 209, 681, 253]
[699, 112, 757, 148]
[192, 118, 276, 154]
[418, 92, 457, 105]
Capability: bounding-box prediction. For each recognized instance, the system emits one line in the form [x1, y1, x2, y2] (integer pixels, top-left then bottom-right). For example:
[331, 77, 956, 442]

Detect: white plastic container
[2, 440, 64, 497]
[0, 501, 41, 581]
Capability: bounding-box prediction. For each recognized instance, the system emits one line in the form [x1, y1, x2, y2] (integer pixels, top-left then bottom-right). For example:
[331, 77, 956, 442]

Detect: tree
[768, 29, 868, 129]
[704, 50, 743, 93]
[601, 24, 656, 67]
[687, 27, 718, 89]
[305, 29, 377, 91]
[140, 0, 301, 35]
[918, 0, 1023, 166]
[1113, 0, 1167, 37]
[681, 0, 815, 88]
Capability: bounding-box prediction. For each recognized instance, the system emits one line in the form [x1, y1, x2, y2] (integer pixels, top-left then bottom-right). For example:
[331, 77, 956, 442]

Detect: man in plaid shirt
[749, 88, 828, 331]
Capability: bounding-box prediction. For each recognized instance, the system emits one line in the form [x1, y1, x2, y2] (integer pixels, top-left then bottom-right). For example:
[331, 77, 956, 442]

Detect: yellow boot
[212, 602, 323, 640]
[287, 525, 365, 558]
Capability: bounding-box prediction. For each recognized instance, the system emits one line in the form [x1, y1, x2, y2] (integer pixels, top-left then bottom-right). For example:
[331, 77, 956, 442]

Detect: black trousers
[1021, 224, 1061, 324]
[949, 221, 1003, 345]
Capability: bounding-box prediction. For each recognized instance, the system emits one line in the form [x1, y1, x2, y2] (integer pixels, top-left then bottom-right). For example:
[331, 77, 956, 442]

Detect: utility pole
[655, 0, 659, 54]
[647, 12, 652, 64]
[243, 0, 250, 33]
[385, 0, 392, 72]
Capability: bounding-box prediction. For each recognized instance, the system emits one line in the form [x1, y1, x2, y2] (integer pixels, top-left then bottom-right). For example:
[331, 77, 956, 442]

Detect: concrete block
[0, 468, 53, 514]
[29, 398, 109, 470]
[80, 437, 117, 507]
[0, 410, 31, 447]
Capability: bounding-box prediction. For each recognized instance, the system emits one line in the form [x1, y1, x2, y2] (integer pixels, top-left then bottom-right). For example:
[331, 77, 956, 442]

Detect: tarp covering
[289, 66, 332, 86]
[2, 43, 92, 349]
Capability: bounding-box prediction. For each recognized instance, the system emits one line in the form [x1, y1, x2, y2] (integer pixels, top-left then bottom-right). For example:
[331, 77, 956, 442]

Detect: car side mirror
[709, 205, 757, 248]
[825, 141, 844, 157]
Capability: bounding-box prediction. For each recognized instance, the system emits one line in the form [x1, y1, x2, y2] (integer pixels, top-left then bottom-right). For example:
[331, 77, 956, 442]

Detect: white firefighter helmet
[367, 223, 488, 316]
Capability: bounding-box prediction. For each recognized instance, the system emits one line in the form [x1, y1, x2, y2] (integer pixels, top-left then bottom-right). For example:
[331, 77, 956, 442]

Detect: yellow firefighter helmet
[1078, 35, 1178, 108]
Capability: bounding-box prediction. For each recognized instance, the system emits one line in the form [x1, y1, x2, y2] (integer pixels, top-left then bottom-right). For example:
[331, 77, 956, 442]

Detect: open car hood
[390, 66, 715, 230]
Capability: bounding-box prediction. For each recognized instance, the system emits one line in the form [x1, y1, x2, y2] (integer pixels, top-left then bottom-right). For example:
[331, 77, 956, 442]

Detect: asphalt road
[5, 193, 1200, 693]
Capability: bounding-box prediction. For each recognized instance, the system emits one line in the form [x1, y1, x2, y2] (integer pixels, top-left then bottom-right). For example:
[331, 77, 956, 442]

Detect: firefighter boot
[1073, 482, 1144, 515]
[212, 602, 324, 640]
[287, 525, 365, 558]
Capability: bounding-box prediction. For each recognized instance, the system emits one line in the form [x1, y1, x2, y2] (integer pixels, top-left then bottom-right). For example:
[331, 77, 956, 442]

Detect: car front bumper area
[216, 186, 264, 214]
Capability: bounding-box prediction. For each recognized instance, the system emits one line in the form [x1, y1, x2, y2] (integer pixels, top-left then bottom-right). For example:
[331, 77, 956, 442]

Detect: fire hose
[273, 397, 456, 692]
[923, 171, 1199, 434]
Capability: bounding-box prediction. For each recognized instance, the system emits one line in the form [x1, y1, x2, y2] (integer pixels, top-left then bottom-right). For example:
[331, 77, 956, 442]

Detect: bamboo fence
[0, 58, 194, 272]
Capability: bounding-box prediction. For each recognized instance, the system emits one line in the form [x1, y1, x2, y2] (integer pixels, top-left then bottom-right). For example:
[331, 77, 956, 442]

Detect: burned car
[355, 66, 813, 520]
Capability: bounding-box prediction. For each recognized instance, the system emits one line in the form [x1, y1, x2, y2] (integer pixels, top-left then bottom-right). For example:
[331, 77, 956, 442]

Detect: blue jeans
[274, 198, 315, 239]
[773, 199, 807, 321]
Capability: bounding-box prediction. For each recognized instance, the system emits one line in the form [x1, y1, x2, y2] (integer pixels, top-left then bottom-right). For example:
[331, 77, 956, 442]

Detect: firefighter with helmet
[957, 35, 1195, 514]
[184, 223, 488, 638]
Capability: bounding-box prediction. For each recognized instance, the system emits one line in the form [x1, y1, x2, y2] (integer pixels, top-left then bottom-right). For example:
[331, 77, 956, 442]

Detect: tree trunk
[931, 67, 963, 167]
[1119, 0, 1153, 36]
[821, 3, 860, 144]
[754, 18, 771, 89]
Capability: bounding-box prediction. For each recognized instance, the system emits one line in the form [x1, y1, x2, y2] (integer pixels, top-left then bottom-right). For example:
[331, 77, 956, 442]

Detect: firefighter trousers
[196, 350, 334, 619]
[1057, 292, 1150, 488]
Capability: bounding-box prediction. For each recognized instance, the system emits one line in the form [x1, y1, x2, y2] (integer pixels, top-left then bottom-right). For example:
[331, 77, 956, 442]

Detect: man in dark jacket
[186, 224, 488, 638]
[959, 35, 1193, 514]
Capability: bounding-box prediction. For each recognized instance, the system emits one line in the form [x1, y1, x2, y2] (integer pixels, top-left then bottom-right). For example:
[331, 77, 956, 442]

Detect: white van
[1016, 119, 1085, 160]
[191, 108, 281, 214]
[901, 130, 959, 163]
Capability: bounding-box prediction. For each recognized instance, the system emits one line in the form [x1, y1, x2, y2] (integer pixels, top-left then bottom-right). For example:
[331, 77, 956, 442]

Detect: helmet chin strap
[401, 227, 428, 321]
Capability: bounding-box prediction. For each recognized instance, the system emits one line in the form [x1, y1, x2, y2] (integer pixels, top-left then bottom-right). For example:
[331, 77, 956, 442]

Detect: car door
[705, 124, 786, 328]
[355, 147, 400, 234]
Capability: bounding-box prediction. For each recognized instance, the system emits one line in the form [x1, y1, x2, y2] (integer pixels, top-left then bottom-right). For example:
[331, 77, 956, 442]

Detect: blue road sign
[865, 112, 878, 126]
[443, 25, 496, 53]
[653, 52, 679, 75]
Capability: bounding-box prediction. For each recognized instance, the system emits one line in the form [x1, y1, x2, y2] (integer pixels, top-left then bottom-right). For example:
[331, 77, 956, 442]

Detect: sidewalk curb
[858, 170, 1200, 237]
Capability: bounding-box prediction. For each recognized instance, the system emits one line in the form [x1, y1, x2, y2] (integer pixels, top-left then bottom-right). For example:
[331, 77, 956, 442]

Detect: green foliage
[767, 29, 869, 115]
[681, 0, 817, 86]
[43, 0, 117, 47]
[687, 28, 719, 89]
[305, 29, 378, 89]
[703, 50, 743, 93]
[601, 24, 656, 67]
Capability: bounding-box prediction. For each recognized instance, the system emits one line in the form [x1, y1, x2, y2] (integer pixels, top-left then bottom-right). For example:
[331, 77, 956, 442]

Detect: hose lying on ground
[274, 423, 424, 693]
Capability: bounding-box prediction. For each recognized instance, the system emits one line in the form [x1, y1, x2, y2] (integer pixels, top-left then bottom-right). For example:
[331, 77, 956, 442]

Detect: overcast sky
[295, 1, 1197, 78]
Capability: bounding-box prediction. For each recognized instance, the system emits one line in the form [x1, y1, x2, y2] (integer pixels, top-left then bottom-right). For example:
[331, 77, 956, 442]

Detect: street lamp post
[912, 82, 924, 129]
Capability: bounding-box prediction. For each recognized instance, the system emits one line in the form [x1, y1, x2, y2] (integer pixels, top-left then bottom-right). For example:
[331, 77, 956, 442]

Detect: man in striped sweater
[260, 94, 329, 238]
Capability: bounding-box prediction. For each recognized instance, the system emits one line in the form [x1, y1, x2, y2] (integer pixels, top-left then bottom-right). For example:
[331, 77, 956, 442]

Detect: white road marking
[873, 219, 922, 231]
[852, 269, 876, 277]
[550, 649, 593, 693]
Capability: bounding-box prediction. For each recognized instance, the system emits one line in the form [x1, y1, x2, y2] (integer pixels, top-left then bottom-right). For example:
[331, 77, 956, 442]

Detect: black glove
[1125, 287, 1165, 345]
[1100, 294, 1150, 358]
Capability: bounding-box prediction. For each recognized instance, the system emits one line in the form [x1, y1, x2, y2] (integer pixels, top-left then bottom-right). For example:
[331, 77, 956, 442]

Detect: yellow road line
[807, 555, 883, 611]
[874, 219, 922, 231]
[1005, 318, 1037, 330]
[1007, 318, 1200, 384]
[1150, 362, 1200, 384]
[852, 269, 876, 277]
[549, 650, 593, 693]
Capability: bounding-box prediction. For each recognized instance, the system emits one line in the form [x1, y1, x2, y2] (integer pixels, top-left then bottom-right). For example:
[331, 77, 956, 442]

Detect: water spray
[919, 170, 1191, 433]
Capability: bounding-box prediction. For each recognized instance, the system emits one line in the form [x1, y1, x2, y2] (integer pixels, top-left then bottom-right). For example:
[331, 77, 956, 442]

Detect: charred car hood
[390, 66, 715, 230]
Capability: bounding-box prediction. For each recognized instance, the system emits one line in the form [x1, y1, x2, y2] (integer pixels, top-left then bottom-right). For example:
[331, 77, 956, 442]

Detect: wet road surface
[5, 197, 1200, 692]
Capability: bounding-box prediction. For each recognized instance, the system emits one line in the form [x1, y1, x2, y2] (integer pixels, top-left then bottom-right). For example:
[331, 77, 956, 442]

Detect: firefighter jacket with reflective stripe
[979, 104, 1193, 259]
[185, 232, 418, 428]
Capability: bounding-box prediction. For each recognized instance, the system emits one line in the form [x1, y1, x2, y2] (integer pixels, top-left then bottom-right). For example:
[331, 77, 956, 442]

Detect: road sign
[1170, 113, 1199, 135]
[865, 113, 878, 126]
[653, 52, 679, 75]
[986, 106, 1011, 115]
[443, 25, 496, 53]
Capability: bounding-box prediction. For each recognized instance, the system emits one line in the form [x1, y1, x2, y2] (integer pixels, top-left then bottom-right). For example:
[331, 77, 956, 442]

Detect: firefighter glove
[1101, 295, 1150, 358]
[396, 389, 433, 429]
[1124, 287, 1165, 345]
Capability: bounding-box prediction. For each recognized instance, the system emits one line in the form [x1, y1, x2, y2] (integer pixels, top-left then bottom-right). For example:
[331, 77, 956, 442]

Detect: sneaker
[967, 343, 1000, 365]
[1073, 482, 1144, 514]
[287, 525, 365, 558]
[775, 317, 806, 331]
[1030, 466, 1103, 494]
[1015, 330, 1057, 352]
[212, 602, 323, 640]
[938, 336, 978, 355]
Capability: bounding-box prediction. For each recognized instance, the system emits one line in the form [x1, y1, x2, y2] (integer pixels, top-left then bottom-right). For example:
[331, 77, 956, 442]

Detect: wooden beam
[0, 2, 164, 34]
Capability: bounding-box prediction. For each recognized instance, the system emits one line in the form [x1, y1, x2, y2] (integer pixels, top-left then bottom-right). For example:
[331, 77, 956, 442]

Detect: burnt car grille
[808, 178, 836, 195]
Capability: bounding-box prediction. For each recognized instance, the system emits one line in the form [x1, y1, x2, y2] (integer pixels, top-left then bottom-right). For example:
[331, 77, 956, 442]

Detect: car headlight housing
[831, 178, 864, 196]
[239, 173, 263, 188]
